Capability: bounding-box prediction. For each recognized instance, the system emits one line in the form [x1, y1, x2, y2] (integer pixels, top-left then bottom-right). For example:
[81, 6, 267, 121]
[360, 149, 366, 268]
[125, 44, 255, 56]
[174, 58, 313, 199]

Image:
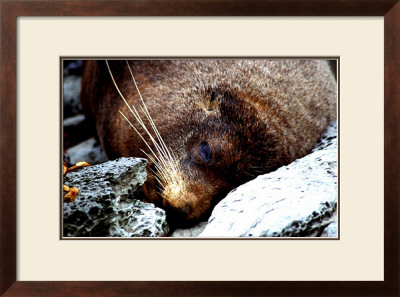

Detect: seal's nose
[174, 205, 194, 222]
[176, 206, 191, 217]
[166, 205, 198, 228]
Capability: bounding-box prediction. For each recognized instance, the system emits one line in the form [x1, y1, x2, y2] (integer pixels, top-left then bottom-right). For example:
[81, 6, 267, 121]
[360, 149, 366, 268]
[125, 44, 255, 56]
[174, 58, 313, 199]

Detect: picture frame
[1, 0, 399, 296]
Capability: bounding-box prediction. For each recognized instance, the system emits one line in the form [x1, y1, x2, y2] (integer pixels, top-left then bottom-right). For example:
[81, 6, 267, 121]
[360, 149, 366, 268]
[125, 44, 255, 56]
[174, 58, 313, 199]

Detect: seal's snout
[163, 190, 210, 222]
[176, 206, 192, 217]
[167, 206, 197, 227]
[168, 204, 193, 222]
[161, 173, 217, 225]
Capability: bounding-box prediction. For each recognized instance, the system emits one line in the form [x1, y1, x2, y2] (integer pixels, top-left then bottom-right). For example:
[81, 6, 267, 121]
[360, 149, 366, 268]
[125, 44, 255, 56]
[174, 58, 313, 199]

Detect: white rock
[171, 222, 208, 237]
[199, 122, 338, 238]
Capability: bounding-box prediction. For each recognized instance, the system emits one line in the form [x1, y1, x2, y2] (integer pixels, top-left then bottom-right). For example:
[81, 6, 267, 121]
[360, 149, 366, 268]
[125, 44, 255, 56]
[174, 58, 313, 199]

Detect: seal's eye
[210, 90, 216, 102]
[200, 142, 212, 163]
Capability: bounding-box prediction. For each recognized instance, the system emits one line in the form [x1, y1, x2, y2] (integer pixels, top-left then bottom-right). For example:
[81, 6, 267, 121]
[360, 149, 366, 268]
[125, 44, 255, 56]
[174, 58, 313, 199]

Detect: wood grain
[384, 0, 400, 295]
[1, 0, 398, 16]
[1, 0, 399, 296]
[0, 1, 17, 296]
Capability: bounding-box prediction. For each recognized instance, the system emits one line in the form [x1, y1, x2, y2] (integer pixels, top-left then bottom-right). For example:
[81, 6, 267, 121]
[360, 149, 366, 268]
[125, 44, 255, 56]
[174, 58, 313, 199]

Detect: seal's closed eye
[210, 90, 216, 102]
[200, 142, 212, 163]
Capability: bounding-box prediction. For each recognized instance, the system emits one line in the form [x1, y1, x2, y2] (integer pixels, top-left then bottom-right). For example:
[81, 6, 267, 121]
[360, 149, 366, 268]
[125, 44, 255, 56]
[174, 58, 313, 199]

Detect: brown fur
[81, 60, 337, 226]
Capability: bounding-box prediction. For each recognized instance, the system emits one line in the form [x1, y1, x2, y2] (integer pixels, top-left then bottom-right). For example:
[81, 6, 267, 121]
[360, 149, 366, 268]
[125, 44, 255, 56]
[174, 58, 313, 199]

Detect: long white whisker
[138, 105, 176, 171]
[105, 61, 146, 128]
[125, 61, 179, 172]
[106, 60, 171, 170]
[118, 111, 162, 165]
[106, 60, 184, 201]
[142, 150, 170, 183]
[149, 168, 166, 190]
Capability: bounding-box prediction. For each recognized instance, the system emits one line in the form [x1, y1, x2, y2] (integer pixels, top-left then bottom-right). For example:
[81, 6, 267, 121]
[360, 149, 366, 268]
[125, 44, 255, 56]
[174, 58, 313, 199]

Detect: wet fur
[81, 60, 337, 226]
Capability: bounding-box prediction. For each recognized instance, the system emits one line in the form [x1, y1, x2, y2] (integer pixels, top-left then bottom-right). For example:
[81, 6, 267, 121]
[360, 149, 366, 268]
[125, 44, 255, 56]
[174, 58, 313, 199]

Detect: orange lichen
[66, 161, 91, 173]
[63, 161, 89, 203]
[64, 187, 79, 203]
[63, 161, 68, 175]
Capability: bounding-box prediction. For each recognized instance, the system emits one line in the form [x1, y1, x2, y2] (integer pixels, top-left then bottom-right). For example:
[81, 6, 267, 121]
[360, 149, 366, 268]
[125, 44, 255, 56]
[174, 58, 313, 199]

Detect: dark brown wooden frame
[1, 1, 399, 296]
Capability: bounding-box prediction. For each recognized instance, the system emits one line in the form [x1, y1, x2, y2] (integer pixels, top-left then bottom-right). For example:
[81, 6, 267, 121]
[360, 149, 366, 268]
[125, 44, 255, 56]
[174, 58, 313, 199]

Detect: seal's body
[81, 60, 337, 226]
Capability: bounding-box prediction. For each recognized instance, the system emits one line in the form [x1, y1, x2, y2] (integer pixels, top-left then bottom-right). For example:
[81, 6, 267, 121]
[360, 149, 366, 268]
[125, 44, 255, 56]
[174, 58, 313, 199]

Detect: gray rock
[63, 157, 169, 237]
[321, 211, 338, 237]
[63, 75, 82, 118]
[64, 114, 86, 128]
[198, 121, 338, 237]
[171, 221, 208, 237]
[63, 60, 82, 76]
[66, 137, 108, 165]
[63, 114, 93, 148]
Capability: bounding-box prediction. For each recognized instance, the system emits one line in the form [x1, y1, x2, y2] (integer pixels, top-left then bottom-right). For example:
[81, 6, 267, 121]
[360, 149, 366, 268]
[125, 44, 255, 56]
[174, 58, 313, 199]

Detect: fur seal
[81, 59, 337, 227]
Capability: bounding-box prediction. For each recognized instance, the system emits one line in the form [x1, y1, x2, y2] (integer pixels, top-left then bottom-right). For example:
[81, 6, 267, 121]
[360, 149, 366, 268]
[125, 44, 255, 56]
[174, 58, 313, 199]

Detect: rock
[63, 75, 82, 118]
[63, 114, 93, 148]
[321, 211, 338, 237]
[63, 157, 169, 237]
[63, 60, 82, 76]
[198, 121, 338, 237]
[311, 121, 337, 152]
[171, 221, 208, 237]
[66, 137, 108, 165]
[64, 114, 86, 128]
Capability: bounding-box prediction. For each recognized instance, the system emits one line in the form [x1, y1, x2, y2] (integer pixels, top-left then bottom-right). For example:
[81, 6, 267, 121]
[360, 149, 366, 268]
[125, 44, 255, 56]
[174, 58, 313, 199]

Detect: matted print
[62, 58, 339, 238]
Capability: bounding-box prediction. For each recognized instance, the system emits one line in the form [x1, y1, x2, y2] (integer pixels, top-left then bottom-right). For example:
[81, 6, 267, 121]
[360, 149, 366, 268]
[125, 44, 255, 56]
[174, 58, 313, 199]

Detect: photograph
[62, 58, 338, 238]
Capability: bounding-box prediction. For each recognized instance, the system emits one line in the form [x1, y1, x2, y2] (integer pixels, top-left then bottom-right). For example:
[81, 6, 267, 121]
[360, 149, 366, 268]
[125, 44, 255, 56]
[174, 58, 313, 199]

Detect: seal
[81, 59, 337, 227]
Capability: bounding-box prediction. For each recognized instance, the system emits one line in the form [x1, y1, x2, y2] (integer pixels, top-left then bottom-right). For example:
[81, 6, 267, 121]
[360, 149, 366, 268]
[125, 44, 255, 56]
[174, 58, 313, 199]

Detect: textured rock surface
[63, 157, 169, 237]
[198, 121, 338, 237]
[311, 121, 337, 152]
[64, 114, 86, 128]
[63, 75, 82, 118]
[321, 211, 338, 237]
[63, 60, 83, 76]
[66, 137, 108, 165]
[171, 222, 208, 237]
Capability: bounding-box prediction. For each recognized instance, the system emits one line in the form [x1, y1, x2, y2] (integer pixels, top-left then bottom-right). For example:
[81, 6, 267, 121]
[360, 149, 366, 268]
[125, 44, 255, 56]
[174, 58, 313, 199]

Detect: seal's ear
[204, 89, 218, 111]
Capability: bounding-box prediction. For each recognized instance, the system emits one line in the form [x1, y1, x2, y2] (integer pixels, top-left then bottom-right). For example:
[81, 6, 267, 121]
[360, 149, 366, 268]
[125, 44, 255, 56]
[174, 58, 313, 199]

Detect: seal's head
[142, 87, 284, 226]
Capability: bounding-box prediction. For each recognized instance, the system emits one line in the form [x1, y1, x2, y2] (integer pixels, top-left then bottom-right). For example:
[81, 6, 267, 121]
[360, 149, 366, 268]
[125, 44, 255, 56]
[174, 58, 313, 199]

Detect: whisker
[106, 60, 184, 202]
[118, 111, 161, 165]
[125, 61, 179, 173]
[141, 150, 170, 183]
[106, 60, 169, 169]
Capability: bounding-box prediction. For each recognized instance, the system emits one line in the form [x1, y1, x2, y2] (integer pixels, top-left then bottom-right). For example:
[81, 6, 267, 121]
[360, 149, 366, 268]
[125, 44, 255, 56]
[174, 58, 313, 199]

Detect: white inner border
[17, 17, 384, 281]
